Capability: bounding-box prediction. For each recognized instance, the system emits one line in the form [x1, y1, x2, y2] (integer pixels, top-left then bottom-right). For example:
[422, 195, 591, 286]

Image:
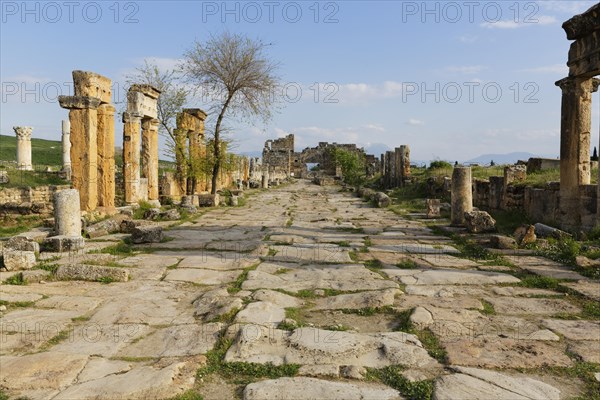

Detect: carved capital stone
[58, 95, 101, 110]
[555, 77, 600, 94]
[182, 108, 207, 121]
[562, 3, 599, 40]
[122, 112, 142, 124]
[13, 126, 32, 140]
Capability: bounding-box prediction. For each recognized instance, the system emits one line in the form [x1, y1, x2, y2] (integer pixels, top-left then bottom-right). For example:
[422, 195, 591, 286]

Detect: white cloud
[538, 1, 596, 15]
[335, 81, 407, 104]
[480, 15, 557, 29]
[406, 119, 425, 126]
[519, 64, 568, 74]
[444, 65, 487, 74]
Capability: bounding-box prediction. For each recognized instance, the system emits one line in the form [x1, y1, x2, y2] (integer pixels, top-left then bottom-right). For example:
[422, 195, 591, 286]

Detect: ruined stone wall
[0, 185, 71, 215]
[526, 158, 561, 173]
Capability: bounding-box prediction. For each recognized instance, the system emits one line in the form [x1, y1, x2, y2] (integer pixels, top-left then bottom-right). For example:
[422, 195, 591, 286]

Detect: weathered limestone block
[131, 225, 163, 244]
[261, 174, 269, 189]
[198, 194, 220, 207]
[374, 192, 391, 208]
[54, 189, 82, 236]
[426, 199, 441, 218]
[160, 209, 181, 221]
[56, 264, 128, 282]
[13, 126, 33, 170]
[489, 235, 517, 249]
[451, 167, 473, 226]
[230, 195, 239, 206]
[127, 84, 160, 119]
[43, 235, 85, 252]
[143, 208, 161, 220]
[5, 236, 40, 253]
[464, 210, 496, 233]
[72, 70, 112, 104]
[2, 250, 36, 271]
[83, 214, 130, 238]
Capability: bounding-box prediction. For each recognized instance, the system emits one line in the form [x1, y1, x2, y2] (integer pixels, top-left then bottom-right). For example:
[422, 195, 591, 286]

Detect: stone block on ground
[515, 225, 536, 245]
[433, 366, 560, 400]
[198, 194, 220, 207]
[374, 192, 391, 208]
[55, 264, 129, 282]
[43, 235, 85, 252]
[464, 210, 496, 233]
[160, 208, 181, 220]
[230, 195, 239, 206]
[2, 250, 36, 271]
[489, 235, 517, 249]
[426, 199, 441, 218]
[243, 377, 401, 400]
[131, 225, 163, 244]
[143, 208, 161, 220]
[5, 236, 40, 253]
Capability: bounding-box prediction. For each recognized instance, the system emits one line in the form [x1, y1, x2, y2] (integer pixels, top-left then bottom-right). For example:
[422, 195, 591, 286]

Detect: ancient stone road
[1, 180, 599, 399]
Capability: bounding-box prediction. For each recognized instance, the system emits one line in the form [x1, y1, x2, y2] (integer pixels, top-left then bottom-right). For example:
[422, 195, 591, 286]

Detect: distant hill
[0, 134, 63, 166]
[464, 152, 545, 165]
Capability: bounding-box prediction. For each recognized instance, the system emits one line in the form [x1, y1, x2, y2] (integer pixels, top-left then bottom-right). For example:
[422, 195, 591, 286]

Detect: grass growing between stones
[197, 336, 299, 385]
[429, 226, 514, 267]
[0, 215, 44, 238]
[93, 242, 135, 256]
[366, 366, 434, 400]
[40, 328, 71, 351]
[167, 390, 204, 400]
[479, 300, 496, 315]
[396, 260, 418, 269]
[395, 309, 448, 364]
[3, 273, 25, 285]
[227, 262, 260, 294]
[516, 362, 600, 400]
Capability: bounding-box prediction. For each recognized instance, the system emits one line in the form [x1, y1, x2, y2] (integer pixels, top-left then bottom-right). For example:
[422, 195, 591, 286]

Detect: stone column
[261, 171, 269, 189]
[13, 126, 33, 170]
[451, 167, 473, 226]
[123, 112, 142, 204]
[142, 118, 160, 202]
[54, 189, 82, 236]
[59, 96, 101, 211]
[174, 128, 188, 196]
[97, 104, 116, 209]
[556, 77, 599, 230]
[61, 120, 71, 176]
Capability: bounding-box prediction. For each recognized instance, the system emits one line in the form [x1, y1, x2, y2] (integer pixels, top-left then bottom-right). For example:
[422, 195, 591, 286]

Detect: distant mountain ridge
[464, 152, 554, 165]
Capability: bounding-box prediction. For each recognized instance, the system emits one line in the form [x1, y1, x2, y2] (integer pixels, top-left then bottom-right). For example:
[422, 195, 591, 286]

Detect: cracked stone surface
[0, 180, 595, 399]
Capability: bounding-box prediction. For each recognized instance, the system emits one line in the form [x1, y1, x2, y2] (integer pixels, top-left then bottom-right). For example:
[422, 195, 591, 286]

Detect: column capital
[58, 95, 101, 110]
[13, 126, 32, 140]
[142, 118, 160, 132]
[122, 112, 142, 123]
[555, 76, 600, 94]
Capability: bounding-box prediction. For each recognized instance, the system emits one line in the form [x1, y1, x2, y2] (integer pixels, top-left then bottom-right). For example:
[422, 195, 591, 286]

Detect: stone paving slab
[164, 268, 244, 285]
[506, 256, 587, 280]
[243, 377, 403, 400]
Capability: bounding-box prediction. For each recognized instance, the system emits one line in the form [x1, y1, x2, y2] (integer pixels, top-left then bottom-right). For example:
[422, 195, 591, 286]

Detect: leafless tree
[125, 60, 189, 161]
[182, 32, 280, 194]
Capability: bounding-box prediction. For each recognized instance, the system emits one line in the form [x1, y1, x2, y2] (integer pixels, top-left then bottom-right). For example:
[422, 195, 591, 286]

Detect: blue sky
[1, 0, 599, 163]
